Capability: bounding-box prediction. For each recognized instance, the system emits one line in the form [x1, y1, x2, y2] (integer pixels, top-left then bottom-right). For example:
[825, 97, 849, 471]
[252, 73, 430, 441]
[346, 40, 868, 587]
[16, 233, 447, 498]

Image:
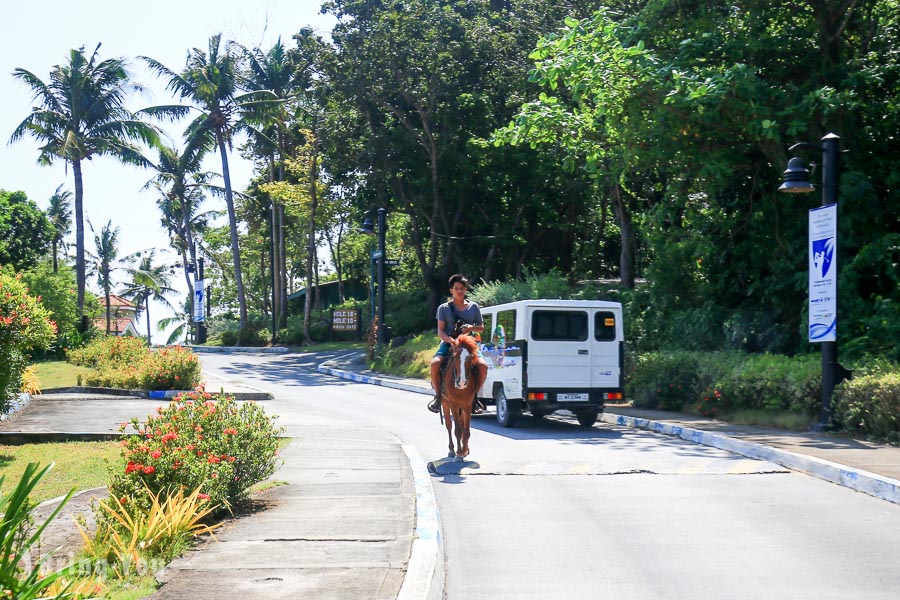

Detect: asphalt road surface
[200, 350, 900, 600]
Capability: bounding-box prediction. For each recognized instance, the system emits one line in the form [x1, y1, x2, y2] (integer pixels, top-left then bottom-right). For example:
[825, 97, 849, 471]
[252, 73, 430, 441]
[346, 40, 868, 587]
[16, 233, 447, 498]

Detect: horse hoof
[455, 455, 463, 462]
[447, 451, 456, 458]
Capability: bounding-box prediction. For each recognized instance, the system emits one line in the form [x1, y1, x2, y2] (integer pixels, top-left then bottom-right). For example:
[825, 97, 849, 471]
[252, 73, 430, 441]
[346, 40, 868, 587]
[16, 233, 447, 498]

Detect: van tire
[495, 388, 518, 428]
[576, 409, 598, 428]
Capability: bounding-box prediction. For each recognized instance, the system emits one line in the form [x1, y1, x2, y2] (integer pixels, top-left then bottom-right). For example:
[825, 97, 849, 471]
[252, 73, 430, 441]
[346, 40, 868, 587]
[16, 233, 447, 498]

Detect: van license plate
[558, 393, 588, 402]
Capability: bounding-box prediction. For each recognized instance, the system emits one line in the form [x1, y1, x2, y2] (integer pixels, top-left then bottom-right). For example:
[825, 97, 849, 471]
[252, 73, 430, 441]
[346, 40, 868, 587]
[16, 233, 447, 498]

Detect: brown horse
[441, 335, 480, 460]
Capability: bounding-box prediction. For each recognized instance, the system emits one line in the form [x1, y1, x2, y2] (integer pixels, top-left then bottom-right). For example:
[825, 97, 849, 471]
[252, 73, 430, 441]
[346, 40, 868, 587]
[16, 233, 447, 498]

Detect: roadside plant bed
[66, 336, 201, 391]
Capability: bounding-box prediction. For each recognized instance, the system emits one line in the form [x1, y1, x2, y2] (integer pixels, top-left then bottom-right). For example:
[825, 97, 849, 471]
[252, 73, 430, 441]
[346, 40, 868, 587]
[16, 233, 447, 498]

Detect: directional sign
[384, 259, 399, 266]
[372, 250, 383, 259]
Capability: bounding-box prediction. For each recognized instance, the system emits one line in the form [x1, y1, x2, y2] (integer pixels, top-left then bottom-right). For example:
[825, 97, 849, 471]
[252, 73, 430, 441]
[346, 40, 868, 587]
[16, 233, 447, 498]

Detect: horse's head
[450, 335, 479, 390]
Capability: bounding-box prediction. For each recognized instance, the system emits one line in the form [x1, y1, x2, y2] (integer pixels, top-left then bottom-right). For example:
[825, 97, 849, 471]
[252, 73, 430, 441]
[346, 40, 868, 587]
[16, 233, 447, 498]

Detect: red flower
[151, 450, 162, 459]
[197, 493, 211, 500]
[125, 462, 139, 474]
[143, 466, 156, 475]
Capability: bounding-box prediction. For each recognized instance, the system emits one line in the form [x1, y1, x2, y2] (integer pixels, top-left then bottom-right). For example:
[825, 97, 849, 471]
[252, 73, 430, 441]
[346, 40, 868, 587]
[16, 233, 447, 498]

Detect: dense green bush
[67, 337, 201, 390]
[627, 350, 821, 418]
[0, 272, 56, 412]
[833, 371, 900, 443]
[469, 269, 571, 308]
[110, 391, 283, 513]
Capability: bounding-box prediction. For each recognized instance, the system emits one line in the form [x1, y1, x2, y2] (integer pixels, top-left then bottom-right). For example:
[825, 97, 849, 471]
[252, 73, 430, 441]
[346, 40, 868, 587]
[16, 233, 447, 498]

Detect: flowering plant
[0, 272, 56, 411]
[68, 337, 201, 391]
[109, 390, 283, 513]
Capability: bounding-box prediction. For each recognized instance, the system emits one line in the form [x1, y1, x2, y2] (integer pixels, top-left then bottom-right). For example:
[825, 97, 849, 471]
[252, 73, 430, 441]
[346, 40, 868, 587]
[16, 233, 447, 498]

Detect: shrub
[109, 391, 283, 514]
[68, 338, 201, 391]
[627, 351, 720, 411]
[0, 272, 56, 412]
[833, 370, 900, 443]
[67, 336, 147, 368]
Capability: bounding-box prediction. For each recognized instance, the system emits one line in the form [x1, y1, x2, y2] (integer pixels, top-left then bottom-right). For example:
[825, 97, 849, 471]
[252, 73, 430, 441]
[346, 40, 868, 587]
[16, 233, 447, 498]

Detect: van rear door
[526, 307, 591, 389]
[590, 308, 622, 389]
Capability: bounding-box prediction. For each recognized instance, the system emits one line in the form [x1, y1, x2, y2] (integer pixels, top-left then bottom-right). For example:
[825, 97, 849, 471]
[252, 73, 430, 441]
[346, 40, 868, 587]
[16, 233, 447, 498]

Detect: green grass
[0, 441, 120, 503]
[296, 340, 367, 352]
[29, 359, 93, 389]
[724, 409, 818, 431]
[374, 332, 438, 378]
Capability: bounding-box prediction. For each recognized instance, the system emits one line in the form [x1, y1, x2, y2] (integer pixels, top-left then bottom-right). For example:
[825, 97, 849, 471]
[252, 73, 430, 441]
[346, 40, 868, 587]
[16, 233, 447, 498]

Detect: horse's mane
[456, 335, 478, 353]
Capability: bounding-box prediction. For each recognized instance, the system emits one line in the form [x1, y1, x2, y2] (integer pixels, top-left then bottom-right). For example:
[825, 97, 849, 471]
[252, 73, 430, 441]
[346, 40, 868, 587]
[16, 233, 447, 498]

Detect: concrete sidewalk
[318, 350, 900, 506]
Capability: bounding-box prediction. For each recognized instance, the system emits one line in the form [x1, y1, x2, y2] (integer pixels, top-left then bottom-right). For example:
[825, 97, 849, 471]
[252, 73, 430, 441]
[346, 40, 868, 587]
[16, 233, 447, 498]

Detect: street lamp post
[360, 208, 388, 346]
[778, 132, 841, 428]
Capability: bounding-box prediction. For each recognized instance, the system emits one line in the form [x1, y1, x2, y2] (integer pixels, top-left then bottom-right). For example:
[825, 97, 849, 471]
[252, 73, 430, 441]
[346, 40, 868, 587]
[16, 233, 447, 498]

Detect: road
[200, 350, 900, 599]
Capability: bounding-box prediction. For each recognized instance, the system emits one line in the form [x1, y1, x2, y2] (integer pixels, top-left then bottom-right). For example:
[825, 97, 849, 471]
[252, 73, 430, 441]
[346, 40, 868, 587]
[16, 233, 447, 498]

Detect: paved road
[200, 351, 900, 600]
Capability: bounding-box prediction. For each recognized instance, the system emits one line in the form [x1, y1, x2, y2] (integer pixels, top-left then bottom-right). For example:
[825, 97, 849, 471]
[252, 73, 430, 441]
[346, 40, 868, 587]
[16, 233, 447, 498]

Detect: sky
[0, 0, 336, 343]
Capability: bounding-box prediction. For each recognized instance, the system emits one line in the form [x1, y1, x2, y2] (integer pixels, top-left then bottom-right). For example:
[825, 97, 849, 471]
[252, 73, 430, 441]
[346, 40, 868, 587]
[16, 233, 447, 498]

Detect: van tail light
[528, 392, 547, 401]
[604, 392, 623, 401]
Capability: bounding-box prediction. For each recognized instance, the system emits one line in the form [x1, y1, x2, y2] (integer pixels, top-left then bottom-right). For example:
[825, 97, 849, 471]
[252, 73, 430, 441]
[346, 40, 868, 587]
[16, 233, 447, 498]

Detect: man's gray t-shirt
[436, 301, 483, 336]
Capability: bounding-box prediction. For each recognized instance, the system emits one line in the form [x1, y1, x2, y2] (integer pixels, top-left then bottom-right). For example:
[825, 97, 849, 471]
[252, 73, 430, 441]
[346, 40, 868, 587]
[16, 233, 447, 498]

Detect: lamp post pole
[196, 256, 207, 344]
[818, 133, 840, 427]
[376, 207, 387, 346]
[780, 132, 841, 428]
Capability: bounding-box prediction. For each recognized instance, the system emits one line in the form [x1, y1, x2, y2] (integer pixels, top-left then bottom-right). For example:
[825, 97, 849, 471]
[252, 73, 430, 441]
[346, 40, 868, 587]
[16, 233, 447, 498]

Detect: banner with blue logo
[809, 205, 837, 342]
[193, 280, 206, 323]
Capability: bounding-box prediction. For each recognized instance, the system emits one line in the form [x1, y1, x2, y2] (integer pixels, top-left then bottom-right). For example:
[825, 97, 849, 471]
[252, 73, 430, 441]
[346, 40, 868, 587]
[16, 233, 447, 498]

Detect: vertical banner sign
[808, 205, 837, 342]
[193, 280, 206, 322]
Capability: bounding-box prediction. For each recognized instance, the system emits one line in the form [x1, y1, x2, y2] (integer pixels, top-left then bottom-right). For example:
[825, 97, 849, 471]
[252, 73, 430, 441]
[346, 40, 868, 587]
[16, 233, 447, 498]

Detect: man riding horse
[428, 274, 488, 414]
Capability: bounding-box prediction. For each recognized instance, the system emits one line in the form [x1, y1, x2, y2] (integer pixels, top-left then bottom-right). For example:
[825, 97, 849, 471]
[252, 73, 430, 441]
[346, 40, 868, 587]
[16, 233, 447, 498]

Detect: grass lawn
[29, 360, 93, 389]
[0, 441, 120, 503]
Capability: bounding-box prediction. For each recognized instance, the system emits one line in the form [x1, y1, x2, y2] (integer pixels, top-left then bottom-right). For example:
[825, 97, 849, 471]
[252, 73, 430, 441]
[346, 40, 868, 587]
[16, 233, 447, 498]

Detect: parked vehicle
[476, 300, 624, 427]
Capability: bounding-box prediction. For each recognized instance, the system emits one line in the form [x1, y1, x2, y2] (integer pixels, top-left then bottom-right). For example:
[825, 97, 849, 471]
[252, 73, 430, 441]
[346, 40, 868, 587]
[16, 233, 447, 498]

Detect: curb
[601, 412, 900, 506]
[38, 386, 272, 401]
[397, 443, 445, 600]
[190, 346, 289, 353]
[0, 432, 123, 444]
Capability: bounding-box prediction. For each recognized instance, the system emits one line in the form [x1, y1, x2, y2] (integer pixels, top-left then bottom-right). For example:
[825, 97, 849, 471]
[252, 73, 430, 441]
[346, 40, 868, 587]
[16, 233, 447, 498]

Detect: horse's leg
[458, 404, 472, 459]
[444, 400, 455, 457]
[453, 405, 466, 460]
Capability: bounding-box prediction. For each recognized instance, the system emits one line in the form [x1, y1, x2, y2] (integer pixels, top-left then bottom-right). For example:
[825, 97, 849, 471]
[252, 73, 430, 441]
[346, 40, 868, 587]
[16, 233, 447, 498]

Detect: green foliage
[627, 350, 821, 419]
[0, 272, 56, 412]
[1, 462, 77, 600]
[469, 269, 572, 308]
[0, 190, 54, 271]
[373, 332, 439, 379]
[19, 264, 80, 357]
[67, 336, 148, 369]
[833, 370, 900, 444]
[109, 391, 283, 514]
[66, 337, 201, 391]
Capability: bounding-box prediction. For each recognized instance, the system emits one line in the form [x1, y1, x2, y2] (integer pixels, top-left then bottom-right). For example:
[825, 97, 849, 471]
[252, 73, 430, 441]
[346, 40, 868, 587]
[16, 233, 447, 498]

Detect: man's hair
[448, 273, 469, 289]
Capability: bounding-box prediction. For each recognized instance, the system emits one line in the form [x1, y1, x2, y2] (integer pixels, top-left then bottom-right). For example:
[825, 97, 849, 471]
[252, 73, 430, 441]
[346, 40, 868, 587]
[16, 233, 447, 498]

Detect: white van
[476, 300, 624, 427]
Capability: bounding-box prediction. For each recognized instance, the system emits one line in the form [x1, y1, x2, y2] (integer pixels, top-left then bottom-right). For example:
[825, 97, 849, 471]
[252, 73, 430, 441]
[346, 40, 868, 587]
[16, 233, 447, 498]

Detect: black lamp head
[778, 157, 815, 194]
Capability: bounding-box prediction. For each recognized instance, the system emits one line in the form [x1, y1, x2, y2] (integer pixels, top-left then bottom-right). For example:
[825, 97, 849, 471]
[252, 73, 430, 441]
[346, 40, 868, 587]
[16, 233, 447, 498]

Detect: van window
[496, 309, 516, 344]
[531, 310, 588, 341]
[482, 314, 492, 344]
[594, 311, 617, 341]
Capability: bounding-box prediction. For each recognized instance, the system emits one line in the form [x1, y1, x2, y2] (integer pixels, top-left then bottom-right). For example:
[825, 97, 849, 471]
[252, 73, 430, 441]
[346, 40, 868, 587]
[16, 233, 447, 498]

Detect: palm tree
[45, 185, 72, 273]
[10, 45, 160, 329]
[140, 34, 277, 340]
[143, 143, 217, 298]
[86, 220, 121, 335]
[120, 250, 176, 345]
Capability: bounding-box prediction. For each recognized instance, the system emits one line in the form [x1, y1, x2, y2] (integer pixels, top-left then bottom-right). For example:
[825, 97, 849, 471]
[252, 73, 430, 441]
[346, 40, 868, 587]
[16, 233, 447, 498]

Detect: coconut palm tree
[45, 185, 72, 273]
[143, 142, 218, 298]
[10, 45, 160, 329]
[120, 250, 176, 345]
[86, 220, 121, 335]
[140, 34, 277, 340]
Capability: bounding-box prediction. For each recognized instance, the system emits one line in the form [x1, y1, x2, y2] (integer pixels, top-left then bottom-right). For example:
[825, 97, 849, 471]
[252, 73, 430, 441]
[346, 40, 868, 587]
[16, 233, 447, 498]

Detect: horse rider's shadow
[428, 456, 481, 479]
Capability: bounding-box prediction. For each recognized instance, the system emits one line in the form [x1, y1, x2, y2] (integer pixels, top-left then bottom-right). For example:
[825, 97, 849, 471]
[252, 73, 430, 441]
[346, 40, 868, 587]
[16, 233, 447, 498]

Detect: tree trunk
[303, 139, 319, 346]
[217, 130, 249, 336]
[610, 183, 635, 288]
[145, 294, 152, 346]
[52, 240, 59, 273]
[73, 160, 87, 331]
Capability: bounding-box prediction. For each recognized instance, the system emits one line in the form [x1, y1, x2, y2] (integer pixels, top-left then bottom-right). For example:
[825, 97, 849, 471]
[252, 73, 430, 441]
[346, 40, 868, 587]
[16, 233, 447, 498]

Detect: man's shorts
[434, 339, 482, 358]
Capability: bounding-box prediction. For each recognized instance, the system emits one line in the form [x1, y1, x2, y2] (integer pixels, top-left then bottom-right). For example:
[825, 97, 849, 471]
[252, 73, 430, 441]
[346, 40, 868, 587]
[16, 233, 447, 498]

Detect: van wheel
[495, 388, 518, 428]
[576, 410, 598, 428]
